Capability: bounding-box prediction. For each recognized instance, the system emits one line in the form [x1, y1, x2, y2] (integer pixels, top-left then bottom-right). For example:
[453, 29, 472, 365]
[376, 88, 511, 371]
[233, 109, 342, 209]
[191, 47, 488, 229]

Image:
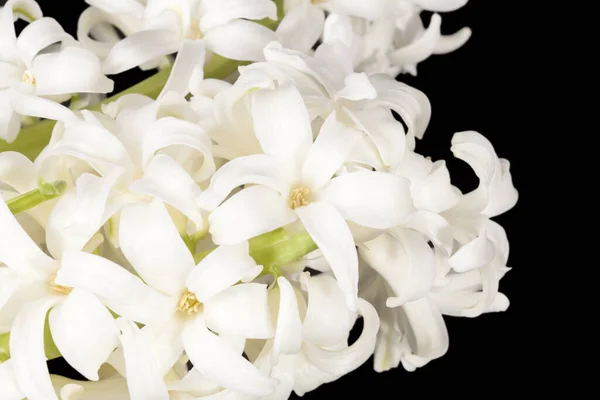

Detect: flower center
[49, 273, 72, 295]
[186, 18, 203, 40]
[22, 70, 36, 86]
[177, 289, 203, 315]
[289, 187, 311, 210]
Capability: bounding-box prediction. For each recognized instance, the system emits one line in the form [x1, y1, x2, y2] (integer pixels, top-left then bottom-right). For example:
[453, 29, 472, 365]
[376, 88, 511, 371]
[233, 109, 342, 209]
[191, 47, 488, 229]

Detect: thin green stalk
[7, 180, 67, 215]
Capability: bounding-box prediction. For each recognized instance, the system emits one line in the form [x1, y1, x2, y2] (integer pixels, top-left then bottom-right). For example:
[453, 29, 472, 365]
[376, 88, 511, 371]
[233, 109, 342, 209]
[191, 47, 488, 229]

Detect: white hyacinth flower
[35, 94, 215, 245]
[322, 3, 472, 77]
[101, 0, 278, 77]
[357, 130, 516, 372]
[276, 0, 395, 53]
[264, 274, 379, 398]
[239, 41, 431, 169]
[0, 173, 122, 400]
[78, 0, 172, 71]
[53, 199, 277, 397]
[200, 85, 415, 311]
[0, 0, 113, 143]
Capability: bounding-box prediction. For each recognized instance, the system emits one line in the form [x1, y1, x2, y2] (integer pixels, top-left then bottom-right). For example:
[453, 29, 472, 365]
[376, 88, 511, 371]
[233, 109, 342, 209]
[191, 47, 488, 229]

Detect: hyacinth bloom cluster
[0, 0, 517, 399]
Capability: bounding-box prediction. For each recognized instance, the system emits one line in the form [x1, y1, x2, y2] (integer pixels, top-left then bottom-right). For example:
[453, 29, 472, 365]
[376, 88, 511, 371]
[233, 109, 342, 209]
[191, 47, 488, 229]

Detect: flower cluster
[0, 1, 517, 399]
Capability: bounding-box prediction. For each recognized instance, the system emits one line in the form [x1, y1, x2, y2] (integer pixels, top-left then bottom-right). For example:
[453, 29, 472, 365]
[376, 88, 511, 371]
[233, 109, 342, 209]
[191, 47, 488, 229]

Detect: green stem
[7, 180, 67, 215]
[194, 228, 317, 276]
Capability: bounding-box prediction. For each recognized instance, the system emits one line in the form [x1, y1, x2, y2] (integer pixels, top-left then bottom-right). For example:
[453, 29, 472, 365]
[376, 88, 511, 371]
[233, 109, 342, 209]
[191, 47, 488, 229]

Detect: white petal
[367, 74, 431, 140]
[116, 318, 170, 400]
[136, 318, 184, 377]
[312, 42, 354, 89]
[434, 27, 472, 54]
[335, 73, 377, 101]
[304, 298, 379, 375]
[389, 14, 442, 67]
[360, 229, 436, 307]
[56, 251, 176, 325]
[276, 3, 324, 53]
[102, 30, 181, 75]
[142, 117, 216, 183]
[76, 6, 137, 59]
[301, 111, 362, 190]
[350, 108, 406, 168]
[130, 154, 205, 229]
[270, 277, 302, 364]
[484, 158, 519, 218]
[204, 283, 274, 339]
[35, 120, 132, 178]
[291, 354, 337, 396]
[0, 93, 19, 143]
[182, 317, 276, 395]
[159, 39, 205, 98]
[0, 1, 43, 62]
[0, 197, 57, 280]
[485, 219, 509, 263]
[187, 241, 262, 302]
[296, 202, 358, 311]
[200, 0, 277, 32]
[32, 46, 114, 95]
[16, 17, 70, 68]
[45, 172, 120, 259]
[397, 297, 449, 371]
[322, 12, 353, 48]
[301, 274, 352, 347]
[208, 186, 297, 245]
[10, 296, 61, 400]
[0, 151, 37, 193]
[251, 84, 313, 167]
[329, 0, 393, 19]
[321, 171, 414, 229]
[10, 91, 77, 124]
[411, 0, 468, 12]
[120, 200, 195, 298]
[51, 373, 130, 399]
[200, 154, 286, 211]
[86, 0, 144, 17]
[450, 130, 497, 185]
[412, 160, 461, 213]
[0, 360, 24, 400]
[0, 278, 47, 334]
[49, 289, 118, 381]
[403, 210, 453, 255]
[448, 233, 495, 273]
[205, 19, 276, 62]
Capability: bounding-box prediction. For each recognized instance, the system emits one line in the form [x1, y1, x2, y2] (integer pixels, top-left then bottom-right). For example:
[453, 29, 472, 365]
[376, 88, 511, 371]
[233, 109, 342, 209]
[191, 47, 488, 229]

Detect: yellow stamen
[186, 19, 203, 40]
[289, 187, 311, 210]
[49, 273, 72, 295]
[177, 289, 203, 315]
[22, 70, 36, 86]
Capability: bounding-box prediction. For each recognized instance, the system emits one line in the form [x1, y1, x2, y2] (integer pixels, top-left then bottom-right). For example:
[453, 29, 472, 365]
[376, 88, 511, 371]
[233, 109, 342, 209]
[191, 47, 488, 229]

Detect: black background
[18, 0, 539, 394]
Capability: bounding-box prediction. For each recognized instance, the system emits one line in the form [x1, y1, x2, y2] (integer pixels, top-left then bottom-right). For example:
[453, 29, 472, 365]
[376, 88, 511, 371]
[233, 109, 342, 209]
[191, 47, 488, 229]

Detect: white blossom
[0, 174, 121, 400]
[236, 41, 431, 169]
[0, 0, 113, 143]
[0, 1, 517, 397]
[322, 1, 472, 76]
[100, 0, 278, 77]
[200, 84, 414, 310]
